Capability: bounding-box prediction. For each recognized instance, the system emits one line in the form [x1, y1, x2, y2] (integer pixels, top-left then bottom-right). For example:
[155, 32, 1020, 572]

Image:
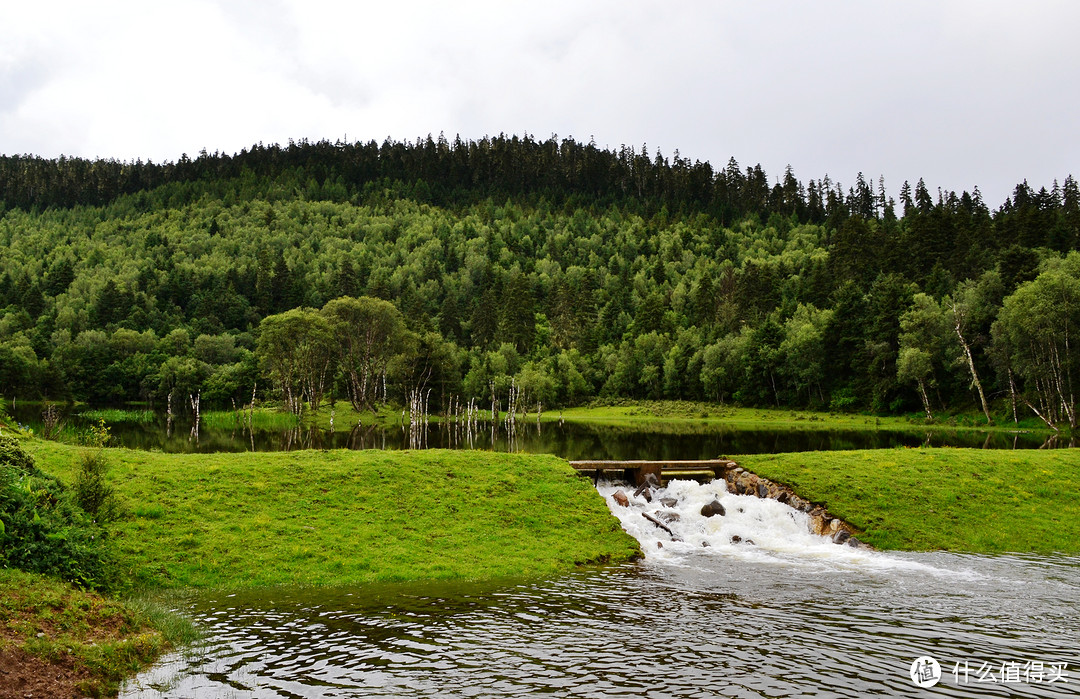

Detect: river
[121, 478, 1078, 698]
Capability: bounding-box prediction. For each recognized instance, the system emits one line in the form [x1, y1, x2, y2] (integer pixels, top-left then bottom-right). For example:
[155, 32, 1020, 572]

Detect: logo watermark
[953, 660, 1070, 685]
[909, 657, 1070, 688]
[910, 657, 941, 688]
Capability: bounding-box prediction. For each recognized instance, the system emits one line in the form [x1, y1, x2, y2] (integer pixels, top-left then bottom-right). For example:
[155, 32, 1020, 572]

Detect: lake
[4, 402, 1064, 458]
[121, 477, 1078, 698]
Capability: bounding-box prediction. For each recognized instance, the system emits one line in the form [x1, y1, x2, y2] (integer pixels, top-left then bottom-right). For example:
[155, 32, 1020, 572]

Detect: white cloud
[0, 0, 1077, 204]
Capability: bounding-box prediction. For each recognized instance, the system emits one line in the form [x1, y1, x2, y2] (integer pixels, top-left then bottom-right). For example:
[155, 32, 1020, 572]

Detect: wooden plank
[568, 460, 735, 467]
[569, 459, 735, 470]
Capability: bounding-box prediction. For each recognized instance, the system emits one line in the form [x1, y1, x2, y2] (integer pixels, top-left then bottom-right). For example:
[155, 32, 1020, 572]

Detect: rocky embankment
[721, 465, 871, 548]
[612, 464, 872, 549]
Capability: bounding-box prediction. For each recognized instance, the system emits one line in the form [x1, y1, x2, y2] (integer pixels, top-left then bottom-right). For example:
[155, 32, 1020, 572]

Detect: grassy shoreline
[23, 442, 641, 591]
[288, 399, 1056, 435]
[0, 569, 197, 698]
[6, 430, 1078, 695]
[740, 448, 1080, 553]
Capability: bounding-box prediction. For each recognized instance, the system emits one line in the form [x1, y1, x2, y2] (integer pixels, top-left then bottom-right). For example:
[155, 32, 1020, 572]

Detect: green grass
[739, 448, 1080, 553]
[298, 403, 409, 430]
[0, 568, 198, 697]
[78, 408, 156, 424]
[24, 441, 641, 591]
[552, 400, 1057, 434]
[200, 408, 299, 430]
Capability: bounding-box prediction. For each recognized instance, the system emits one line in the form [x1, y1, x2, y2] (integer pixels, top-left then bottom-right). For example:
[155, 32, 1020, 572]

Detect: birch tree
[322, 296, 407, 412]
[993, 269, 1080, 430]
[897, 293, 949, 420]
[257, 308, 335, 414]
[943, 271, 1002, 424]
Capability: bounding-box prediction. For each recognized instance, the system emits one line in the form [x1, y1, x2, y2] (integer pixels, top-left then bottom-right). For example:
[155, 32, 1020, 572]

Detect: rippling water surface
[123, 480, 1079, 698]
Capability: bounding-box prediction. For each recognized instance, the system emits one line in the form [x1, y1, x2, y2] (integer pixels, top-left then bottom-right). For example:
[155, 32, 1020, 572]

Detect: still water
[5, 402, 1061, 457]
[122, 479, 1079, 698]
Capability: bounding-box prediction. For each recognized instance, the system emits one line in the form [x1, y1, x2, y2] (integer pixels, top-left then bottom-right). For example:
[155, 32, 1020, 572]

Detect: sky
[1, 0, 1077, 208]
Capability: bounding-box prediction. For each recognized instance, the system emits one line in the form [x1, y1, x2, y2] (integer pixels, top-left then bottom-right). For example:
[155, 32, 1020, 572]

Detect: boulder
[756, 482, 769, 498]
[657, 511, 681, 524]
[612, 490, 630, 507]
[832, 530, 851, 545]
[700, 499, 726, 517]
[730, 535, 742, 544]
[660, 497, 678, 508]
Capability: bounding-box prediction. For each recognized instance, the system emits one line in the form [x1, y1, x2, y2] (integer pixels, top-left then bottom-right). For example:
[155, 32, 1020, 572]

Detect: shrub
[0, 433, 36, 474]
[0, 435, 118, 590]
[73, 450, 122, 522]
[0, 467, 116, 590]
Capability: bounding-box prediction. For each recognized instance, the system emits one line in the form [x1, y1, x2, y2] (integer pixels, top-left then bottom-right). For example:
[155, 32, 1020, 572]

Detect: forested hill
[1, 136, 1079, 427]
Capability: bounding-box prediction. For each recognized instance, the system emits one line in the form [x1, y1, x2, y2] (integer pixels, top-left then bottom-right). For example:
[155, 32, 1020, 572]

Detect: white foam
[597, 479, 981, 579]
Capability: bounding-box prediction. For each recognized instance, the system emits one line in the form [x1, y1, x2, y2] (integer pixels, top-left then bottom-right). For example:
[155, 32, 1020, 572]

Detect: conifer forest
[2, 135, 1078, 428]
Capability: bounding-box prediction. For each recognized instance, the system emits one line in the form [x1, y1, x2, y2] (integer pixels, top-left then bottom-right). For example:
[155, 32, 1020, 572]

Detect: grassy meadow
[740, 448, 1080, 553]
[24, 441, 641, 591]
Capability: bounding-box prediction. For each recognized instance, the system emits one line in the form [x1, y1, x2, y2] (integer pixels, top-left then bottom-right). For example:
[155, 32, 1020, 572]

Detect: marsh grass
[78, 408, 157, 424]
[200, 409, 299, 430]
[740, 448, 1080, 553]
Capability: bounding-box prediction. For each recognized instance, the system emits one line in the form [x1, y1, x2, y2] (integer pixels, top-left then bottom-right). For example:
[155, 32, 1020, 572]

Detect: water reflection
[6, 402, 1064, 456]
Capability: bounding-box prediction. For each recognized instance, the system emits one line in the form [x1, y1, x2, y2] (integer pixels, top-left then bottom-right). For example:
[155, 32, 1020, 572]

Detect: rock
[745, 539, 755, 546]
[660, 497, 678, 508]
[832, 530, 851, 545]
[612, 490, 630, 507]
[846, 537, 866, 548]
[730, 535, 742, 543]
[701, 541, 711, 547]
[657, 541, 663, 549]
[777, 491, 789, 504]
[634, 474, 659, 497]
[756, 482, 769, 498]
[656, 511, 681, 524]
[700, 499, 726, 517]
[638, 487, 653, 503]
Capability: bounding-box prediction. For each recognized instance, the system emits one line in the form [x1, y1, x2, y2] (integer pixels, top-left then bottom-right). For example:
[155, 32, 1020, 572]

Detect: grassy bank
[554, 400, 1054, 433]
[24, 442, 640, 590]
[0, 569, 196, 698]
[740, 448, 1080, 553]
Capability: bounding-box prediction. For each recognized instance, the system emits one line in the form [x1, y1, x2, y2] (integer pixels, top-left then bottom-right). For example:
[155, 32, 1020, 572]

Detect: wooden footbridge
[569, 459, 736, 486]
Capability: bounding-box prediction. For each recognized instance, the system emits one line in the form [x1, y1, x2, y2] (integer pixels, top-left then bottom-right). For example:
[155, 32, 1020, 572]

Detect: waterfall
[597, 478, 938, 572]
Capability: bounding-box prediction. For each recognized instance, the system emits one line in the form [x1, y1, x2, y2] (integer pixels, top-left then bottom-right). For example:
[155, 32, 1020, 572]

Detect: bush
[0, 467, 116, 590]
[0, 436, 118, 590]
[0, 433, 36, 474]
[829, 388, 859, 412]
[73, 450, 122, 522]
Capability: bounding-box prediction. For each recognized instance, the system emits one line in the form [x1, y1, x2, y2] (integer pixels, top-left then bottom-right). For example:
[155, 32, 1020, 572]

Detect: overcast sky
[2, 1, 1077, 207]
